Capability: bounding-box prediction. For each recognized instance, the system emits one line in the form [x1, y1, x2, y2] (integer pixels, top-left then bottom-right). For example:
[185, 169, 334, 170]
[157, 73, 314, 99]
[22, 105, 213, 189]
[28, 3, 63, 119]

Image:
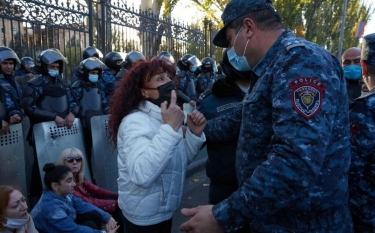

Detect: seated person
[56, 148, 124, 233]
[0, 185, 38, 233]
[30, 163, 118, 233]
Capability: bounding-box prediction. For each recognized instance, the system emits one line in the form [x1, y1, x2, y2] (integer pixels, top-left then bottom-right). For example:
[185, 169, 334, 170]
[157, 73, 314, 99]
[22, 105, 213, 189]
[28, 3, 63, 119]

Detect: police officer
[14, 56, 36, 89]
[342, 47, 363, 102]
[198, 49, 252, 233]
[23, 49, 79, 128]
[0, 47, 23, 113]
[196, 57, 217, 97]
[180, 0, 352, 232]
[176, 54, 201, 106]
[71, 46, 103, 83]
[0, 84, 23, 134]
[72, 57, 108, 161]
[116, 51, 145, 81]
[99, 52, 123, 99]
[349, 33, 375, 232]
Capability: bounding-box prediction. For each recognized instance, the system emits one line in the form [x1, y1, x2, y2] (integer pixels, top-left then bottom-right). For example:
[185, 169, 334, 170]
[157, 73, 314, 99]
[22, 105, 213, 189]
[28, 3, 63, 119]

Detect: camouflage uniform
[177, 70, 198, 102]
[99, 69, 116, 99]
[207, 30, 352, 232]
[348, 33, 375, 233]
[23, 76, 79, 124]
[0, 84, 23, 123]
[196, 72, 217, 96]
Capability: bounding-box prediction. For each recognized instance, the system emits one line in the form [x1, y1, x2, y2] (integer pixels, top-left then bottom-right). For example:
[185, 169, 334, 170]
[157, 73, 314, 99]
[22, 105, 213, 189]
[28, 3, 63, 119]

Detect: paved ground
[172, 168, 210, 233]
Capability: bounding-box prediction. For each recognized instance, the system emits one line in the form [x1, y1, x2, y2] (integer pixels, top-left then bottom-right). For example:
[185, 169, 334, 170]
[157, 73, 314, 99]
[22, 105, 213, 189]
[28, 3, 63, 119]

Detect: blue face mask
[227, 26, 251, 72]
[343, 65, 362, 80]
[190, 66, 197, 73]
[88, 74, 99, 83]
[48, 69, 59, 77]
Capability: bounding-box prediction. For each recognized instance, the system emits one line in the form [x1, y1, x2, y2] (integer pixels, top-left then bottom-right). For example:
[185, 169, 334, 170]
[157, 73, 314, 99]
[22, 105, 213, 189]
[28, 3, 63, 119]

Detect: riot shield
[0, 123, 27, 198]
[90, 115, 118, 192]
[33, 118, 92, 188]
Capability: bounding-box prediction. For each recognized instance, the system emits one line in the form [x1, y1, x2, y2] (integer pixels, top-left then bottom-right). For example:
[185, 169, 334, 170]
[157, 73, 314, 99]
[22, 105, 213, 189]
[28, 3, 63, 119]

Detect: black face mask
[147, 81, 175, 107]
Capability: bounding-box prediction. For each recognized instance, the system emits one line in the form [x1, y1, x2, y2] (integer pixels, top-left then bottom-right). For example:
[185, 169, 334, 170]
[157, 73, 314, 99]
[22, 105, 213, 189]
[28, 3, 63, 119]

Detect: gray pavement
[171, 147, 210, 233]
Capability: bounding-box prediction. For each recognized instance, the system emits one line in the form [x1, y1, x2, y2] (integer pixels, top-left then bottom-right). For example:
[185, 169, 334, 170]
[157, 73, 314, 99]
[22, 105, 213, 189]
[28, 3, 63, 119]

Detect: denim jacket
[30, 190, 111, 233]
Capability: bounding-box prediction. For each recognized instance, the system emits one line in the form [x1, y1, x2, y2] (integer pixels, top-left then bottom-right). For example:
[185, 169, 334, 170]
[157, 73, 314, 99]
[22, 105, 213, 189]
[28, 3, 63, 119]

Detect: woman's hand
[105, 217, 119, 233]
[187, 110, 206, 137]
[161, 90, 184, 132]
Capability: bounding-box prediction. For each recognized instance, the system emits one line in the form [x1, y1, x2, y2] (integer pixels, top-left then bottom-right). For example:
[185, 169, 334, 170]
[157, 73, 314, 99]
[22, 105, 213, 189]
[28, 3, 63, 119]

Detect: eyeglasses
[65, 157, 83, 163]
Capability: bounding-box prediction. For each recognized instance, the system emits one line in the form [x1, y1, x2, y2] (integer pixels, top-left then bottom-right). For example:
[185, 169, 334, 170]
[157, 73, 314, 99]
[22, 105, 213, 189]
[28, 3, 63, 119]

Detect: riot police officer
[71, 46, 103, 83]
[0, 84, 23, 134]
[14, 56, 36, 90]
[116, 51, 145, 81]
[99, 52, 123, 99]
[0, 47, 23, 113]
[197, 57, 217, 97]
[72, 57, 108, 161]
[176, 54, 201, 106]
[23, 48, 79, 203]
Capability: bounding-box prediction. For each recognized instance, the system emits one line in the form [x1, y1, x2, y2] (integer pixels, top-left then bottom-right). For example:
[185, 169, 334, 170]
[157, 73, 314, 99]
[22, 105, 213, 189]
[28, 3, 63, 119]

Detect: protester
[56, 147, 124, 233]
[30, 163, 119, 233]
[180, 0, 352, 232]
[108, 58, 206, 233]
[349, 33, 375, 232]
[0, 185, 38, 233]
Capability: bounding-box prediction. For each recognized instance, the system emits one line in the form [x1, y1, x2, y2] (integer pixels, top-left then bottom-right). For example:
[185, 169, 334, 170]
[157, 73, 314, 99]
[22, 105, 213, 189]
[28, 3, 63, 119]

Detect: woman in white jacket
[108, 58, 206, 233]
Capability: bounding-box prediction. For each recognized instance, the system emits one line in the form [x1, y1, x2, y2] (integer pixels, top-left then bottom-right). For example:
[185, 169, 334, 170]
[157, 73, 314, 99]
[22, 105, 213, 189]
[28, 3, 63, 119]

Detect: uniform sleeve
[66, 87, 79, 115]
[204, 104, 242, 143]
[212, 52, 346, 232]
[100, 87, 109, 114]
[4, 92, 24, 119]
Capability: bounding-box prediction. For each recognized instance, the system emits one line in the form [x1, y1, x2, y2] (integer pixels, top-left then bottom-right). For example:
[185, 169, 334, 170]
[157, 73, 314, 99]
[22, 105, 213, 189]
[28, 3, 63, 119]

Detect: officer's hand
[187, 110, 206, 137]
[55, 115, 65, 128]
[26, 73, 34, 79]
[0, 120, 10, 135]
[10, 114, 21, 124]
[189, 100, 196, 107]
[65, 112, 75, 129]
[161, 90, 184, 132]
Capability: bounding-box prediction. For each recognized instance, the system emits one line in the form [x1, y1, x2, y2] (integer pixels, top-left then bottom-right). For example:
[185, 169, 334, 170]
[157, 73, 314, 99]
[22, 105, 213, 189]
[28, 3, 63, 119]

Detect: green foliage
[62, 45, 81, 83]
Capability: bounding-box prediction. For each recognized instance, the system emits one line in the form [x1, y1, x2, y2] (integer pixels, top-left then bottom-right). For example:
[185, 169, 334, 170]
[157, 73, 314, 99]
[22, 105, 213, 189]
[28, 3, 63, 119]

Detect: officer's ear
[361, 60, 368, 77]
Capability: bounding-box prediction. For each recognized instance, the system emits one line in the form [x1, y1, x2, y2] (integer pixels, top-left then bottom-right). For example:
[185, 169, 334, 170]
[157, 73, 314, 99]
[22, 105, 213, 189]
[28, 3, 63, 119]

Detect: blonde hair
[56, 147, 85, 185]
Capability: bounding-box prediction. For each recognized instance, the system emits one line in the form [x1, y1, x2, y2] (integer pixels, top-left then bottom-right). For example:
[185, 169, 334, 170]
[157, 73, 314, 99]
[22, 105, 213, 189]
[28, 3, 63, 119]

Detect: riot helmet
[20, 57, 34, 70]
[177, 54, 193, 71]
[187, 55, 202, 73]
[77, 57, 105, 83]
[35, 48, 68, 75]
[200, 57, 216, 72]
[0, 46, 20, 70]
[82, 46, 103, 60]
[104, 52, 123, 72]
[122, 51, 145, 70]
[157, 51, 175, 65]
[220, 49, 250, 80]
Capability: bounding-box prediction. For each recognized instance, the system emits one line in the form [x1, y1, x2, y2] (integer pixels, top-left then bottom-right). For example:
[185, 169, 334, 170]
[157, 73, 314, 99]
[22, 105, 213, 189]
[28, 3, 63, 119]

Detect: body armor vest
[37, 83, 69, 117]
[79, 87, 104, 128]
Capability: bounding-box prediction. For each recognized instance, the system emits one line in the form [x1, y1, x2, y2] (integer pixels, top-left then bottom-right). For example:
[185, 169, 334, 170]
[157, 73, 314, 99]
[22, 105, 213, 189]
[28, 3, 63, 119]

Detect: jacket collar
[139, 101, 163, 121]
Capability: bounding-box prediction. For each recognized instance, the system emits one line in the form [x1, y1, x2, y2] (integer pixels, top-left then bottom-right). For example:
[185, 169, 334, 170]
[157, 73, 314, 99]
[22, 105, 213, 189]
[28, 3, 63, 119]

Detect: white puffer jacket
[117, 101, 205, 226]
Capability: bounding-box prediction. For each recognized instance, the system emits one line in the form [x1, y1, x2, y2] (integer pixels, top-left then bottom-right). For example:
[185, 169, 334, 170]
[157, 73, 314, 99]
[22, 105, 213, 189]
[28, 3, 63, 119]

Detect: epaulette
[28, 75, 45, 86]
[71, 80, 84, 88]
[281, 37, 305, 51]
[198, 89, 212, 103]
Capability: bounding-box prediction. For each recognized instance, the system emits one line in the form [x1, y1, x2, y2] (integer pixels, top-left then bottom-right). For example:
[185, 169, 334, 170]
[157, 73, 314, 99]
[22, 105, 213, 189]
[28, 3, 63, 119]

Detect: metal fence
[0, 0, 222, 82]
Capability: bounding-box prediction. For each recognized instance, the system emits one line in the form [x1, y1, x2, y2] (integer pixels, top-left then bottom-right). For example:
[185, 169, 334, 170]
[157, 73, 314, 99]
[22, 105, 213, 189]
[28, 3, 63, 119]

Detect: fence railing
[0, 0, 222, 82]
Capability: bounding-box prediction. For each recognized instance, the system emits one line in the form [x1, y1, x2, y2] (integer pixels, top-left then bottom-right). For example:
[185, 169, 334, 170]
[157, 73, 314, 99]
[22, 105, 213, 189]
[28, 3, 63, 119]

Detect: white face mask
[227, 26, 252, 71]
[3, 216, 29, 229]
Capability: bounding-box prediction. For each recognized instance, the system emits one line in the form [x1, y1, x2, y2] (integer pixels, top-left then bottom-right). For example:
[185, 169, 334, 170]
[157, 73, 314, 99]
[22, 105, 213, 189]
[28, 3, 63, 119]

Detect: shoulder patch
[289, 76, 326, 119]
[281, 38, 305, 51]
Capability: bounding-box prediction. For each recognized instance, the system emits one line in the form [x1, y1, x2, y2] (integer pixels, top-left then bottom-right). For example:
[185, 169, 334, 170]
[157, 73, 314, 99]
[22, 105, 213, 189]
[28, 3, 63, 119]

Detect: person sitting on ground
[0, 185, 38, 233]
[56, 147, 124, 233]
[30, 163, 119, 233]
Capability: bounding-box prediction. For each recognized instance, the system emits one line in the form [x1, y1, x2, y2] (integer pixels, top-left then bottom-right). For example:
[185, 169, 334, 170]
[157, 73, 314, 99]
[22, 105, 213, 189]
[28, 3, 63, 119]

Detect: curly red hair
[108, 58, 176, 146]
